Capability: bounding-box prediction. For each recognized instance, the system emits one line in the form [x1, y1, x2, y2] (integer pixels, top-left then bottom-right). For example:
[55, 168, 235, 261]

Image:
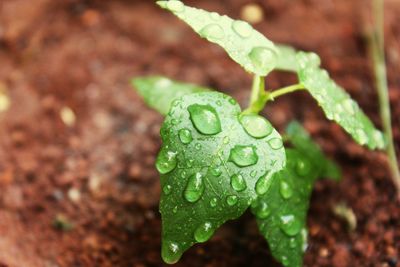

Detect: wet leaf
[157, 1, 278, 76]
[286, 121, 340, 180]
[296, 52, 385, 150]
[132, 76, 209, 115]
[275, 44, 298, 72]
[157, 91, 285, 263]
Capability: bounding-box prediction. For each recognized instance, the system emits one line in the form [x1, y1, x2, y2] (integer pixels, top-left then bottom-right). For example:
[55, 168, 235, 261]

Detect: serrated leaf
[251, 149, 320, 267]
[286, 121, 340, 180]
[157, 92, 285, 264]
[131, 76, 209, 115]
[296, 52, 385, 150]
[157, 1, 278, 76]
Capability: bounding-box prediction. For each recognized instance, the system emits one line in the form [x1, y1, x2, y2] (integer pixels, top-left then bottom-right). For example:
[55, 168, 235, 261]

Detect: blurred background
[0, 0, 399, 266]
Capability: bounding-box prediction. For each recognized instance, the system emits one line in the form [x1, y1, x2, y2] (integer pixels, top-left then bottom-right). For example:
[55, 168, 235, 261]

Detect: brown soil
[0, 0, 399, 266]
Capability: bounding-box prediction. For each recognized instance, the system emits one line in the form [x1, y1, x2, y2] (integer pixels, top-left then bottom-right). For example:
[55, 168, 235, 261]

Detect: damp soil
[0, 0, 399, 266]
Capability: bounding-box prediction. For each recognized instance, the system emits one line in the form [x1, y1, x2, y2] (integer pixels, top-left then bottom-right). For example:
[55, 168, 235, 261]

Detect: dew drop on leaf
[355, 129, 368, 145]
[172, 206, 178, 213]
[194, 222, 214, 242]
[281, 256, 289, 266]
[229, 145, 258, 167]
[240, 114, 273, 138]
[255, 174, 270, 195]
[226, 195, 238, 206]
[268, 137, 283, 150]
[248, 46, 277, 74]
[250, 170, 257, 177]
[195, 143, 202, 150]
[178, 128, 192, 144]
[184, 173, 205, 203]
[209, 12, 220, 21]
[279, 214, 302, 236]
[289, 238, 297, 248]
[232, 20, 253, 38]
[199, 24, 225, 41]
[253, 201, 271, 219]
[210, 166, 222, 177]
[230, 173, 247, 192]
[161, 241, 181, 264]
[295, 158, 311, 176]
[210, 197, 218, 207]
[188, 104, 221, 135]
[279, 180, 293, 199]
[163, 184, 172, 195]
[223, 136, 230, 144]
[156, 150, 177, 174]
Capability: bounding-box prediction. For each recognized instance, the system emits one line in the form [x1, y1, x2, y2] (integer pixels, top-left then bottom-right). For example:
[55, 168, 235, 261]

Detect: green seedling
[131, 1, 386, 266]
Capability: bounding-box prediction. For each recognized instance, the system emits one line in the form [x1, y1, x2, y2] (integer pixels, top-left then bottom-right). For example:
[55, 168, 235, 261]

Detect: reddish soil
[0, 0, 399, 266]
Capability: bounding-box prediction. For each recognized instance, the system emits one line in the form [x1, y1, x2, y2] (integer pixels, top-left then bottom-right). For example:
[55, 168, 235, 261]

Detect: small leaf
[157, 1, 278, 76]
[251, 149, 319, 267]
[157, 92, 285, 264]
[131, 76, 209, 115]
[286, 121, 340, 180]
[296, 52, 385, 150]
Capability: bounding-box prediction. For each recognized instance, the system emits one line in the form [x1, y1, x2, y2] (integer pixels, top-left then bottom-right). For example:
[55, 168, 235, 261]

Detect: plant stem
[244, 75, 266, 114]
[266, 83, 305, 102]
[370, 0, 400, 196]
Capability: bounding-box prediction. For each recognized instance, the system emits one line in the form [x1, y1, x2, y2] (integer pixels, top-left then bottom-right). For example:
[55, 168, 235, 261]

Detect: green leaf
[275, 44, 298, 72]
[251, 149, 317, 267]
[286, 121, 340, 180]
[296, 52, 385, 150]
[157, 1, 278, 76]
[157, 92, 285, 264]
[131, 76, 209, 115]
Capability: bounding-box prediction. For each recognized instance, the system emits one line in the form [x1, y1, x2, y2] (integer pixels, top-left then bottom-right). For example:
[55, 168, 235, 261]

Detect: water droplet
[171, 118, 180, 125]
[178, 128, 192, 144]
[161, 241, 182, 264]
[229, 145, 258, 167]
[232, 20, 253, 38]
[188, 104, 221, 135]
[180, 171, 186, 178]
[240, 114, 273, 138]
[195, 143, 202, 150]
[229, 98, 237, 105]
[166, 0, 184, 12]
[248, 47, 277, 74]
[342, 99, 356, 115]
[296, 158, 311, 176]
[301, 228, 308, 252]
[268, 138, 283, 150]
[226, 195, 238, 206]
[255, 174, 270, 195]
[279, 180, 293, 199]
[280, 214, 302, 236]
[250, 170, 257, 177]
[216, 100, 222, 106]
[289, 238, 297, 248]
[254, 201, 271, 219]
[194, 222, 214, 242]
[172, 206, 178, 213]
[230, 173, 247, 192]
[184, 173, 205, 203]
[163, 184, 172, 195]
[281, 256, 289, 266]
[210, 197, 218, 207]
[200, 24, 225, 41]
[156, 149, 177, 174]
[210, 167, 222, 177]
[223, 136, 230, 144]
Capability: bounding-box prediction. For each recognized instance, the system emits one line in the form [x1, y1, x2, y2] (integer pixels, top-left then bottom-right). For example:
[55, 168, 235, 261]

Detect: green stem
[244, 75, 266, 114]
[370, 0, 400, 196]
[266, 83, 305, 102]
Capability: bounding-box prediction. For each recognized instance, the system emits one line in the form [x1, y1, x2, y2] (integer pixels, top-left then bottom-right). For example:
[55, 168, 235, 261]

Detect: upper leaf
[132, 76, 209, 115]
[157, 1, 278, 76]
[296, 52, 385, 150]
[157, 92, 285, 263]
[286, 121, 340, 180]
[251, 149, 318, 267]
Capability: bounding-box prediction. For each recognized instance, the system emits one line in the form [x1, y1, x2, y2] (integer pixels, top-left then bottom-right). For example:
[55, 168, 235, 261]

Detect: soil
[0, 0, 399, 266]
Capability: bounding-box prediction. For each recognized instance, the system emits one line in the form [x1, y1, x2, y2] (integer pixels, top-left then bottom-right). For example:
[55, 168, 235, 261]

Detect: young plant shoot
[131, 1, 386, 266]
